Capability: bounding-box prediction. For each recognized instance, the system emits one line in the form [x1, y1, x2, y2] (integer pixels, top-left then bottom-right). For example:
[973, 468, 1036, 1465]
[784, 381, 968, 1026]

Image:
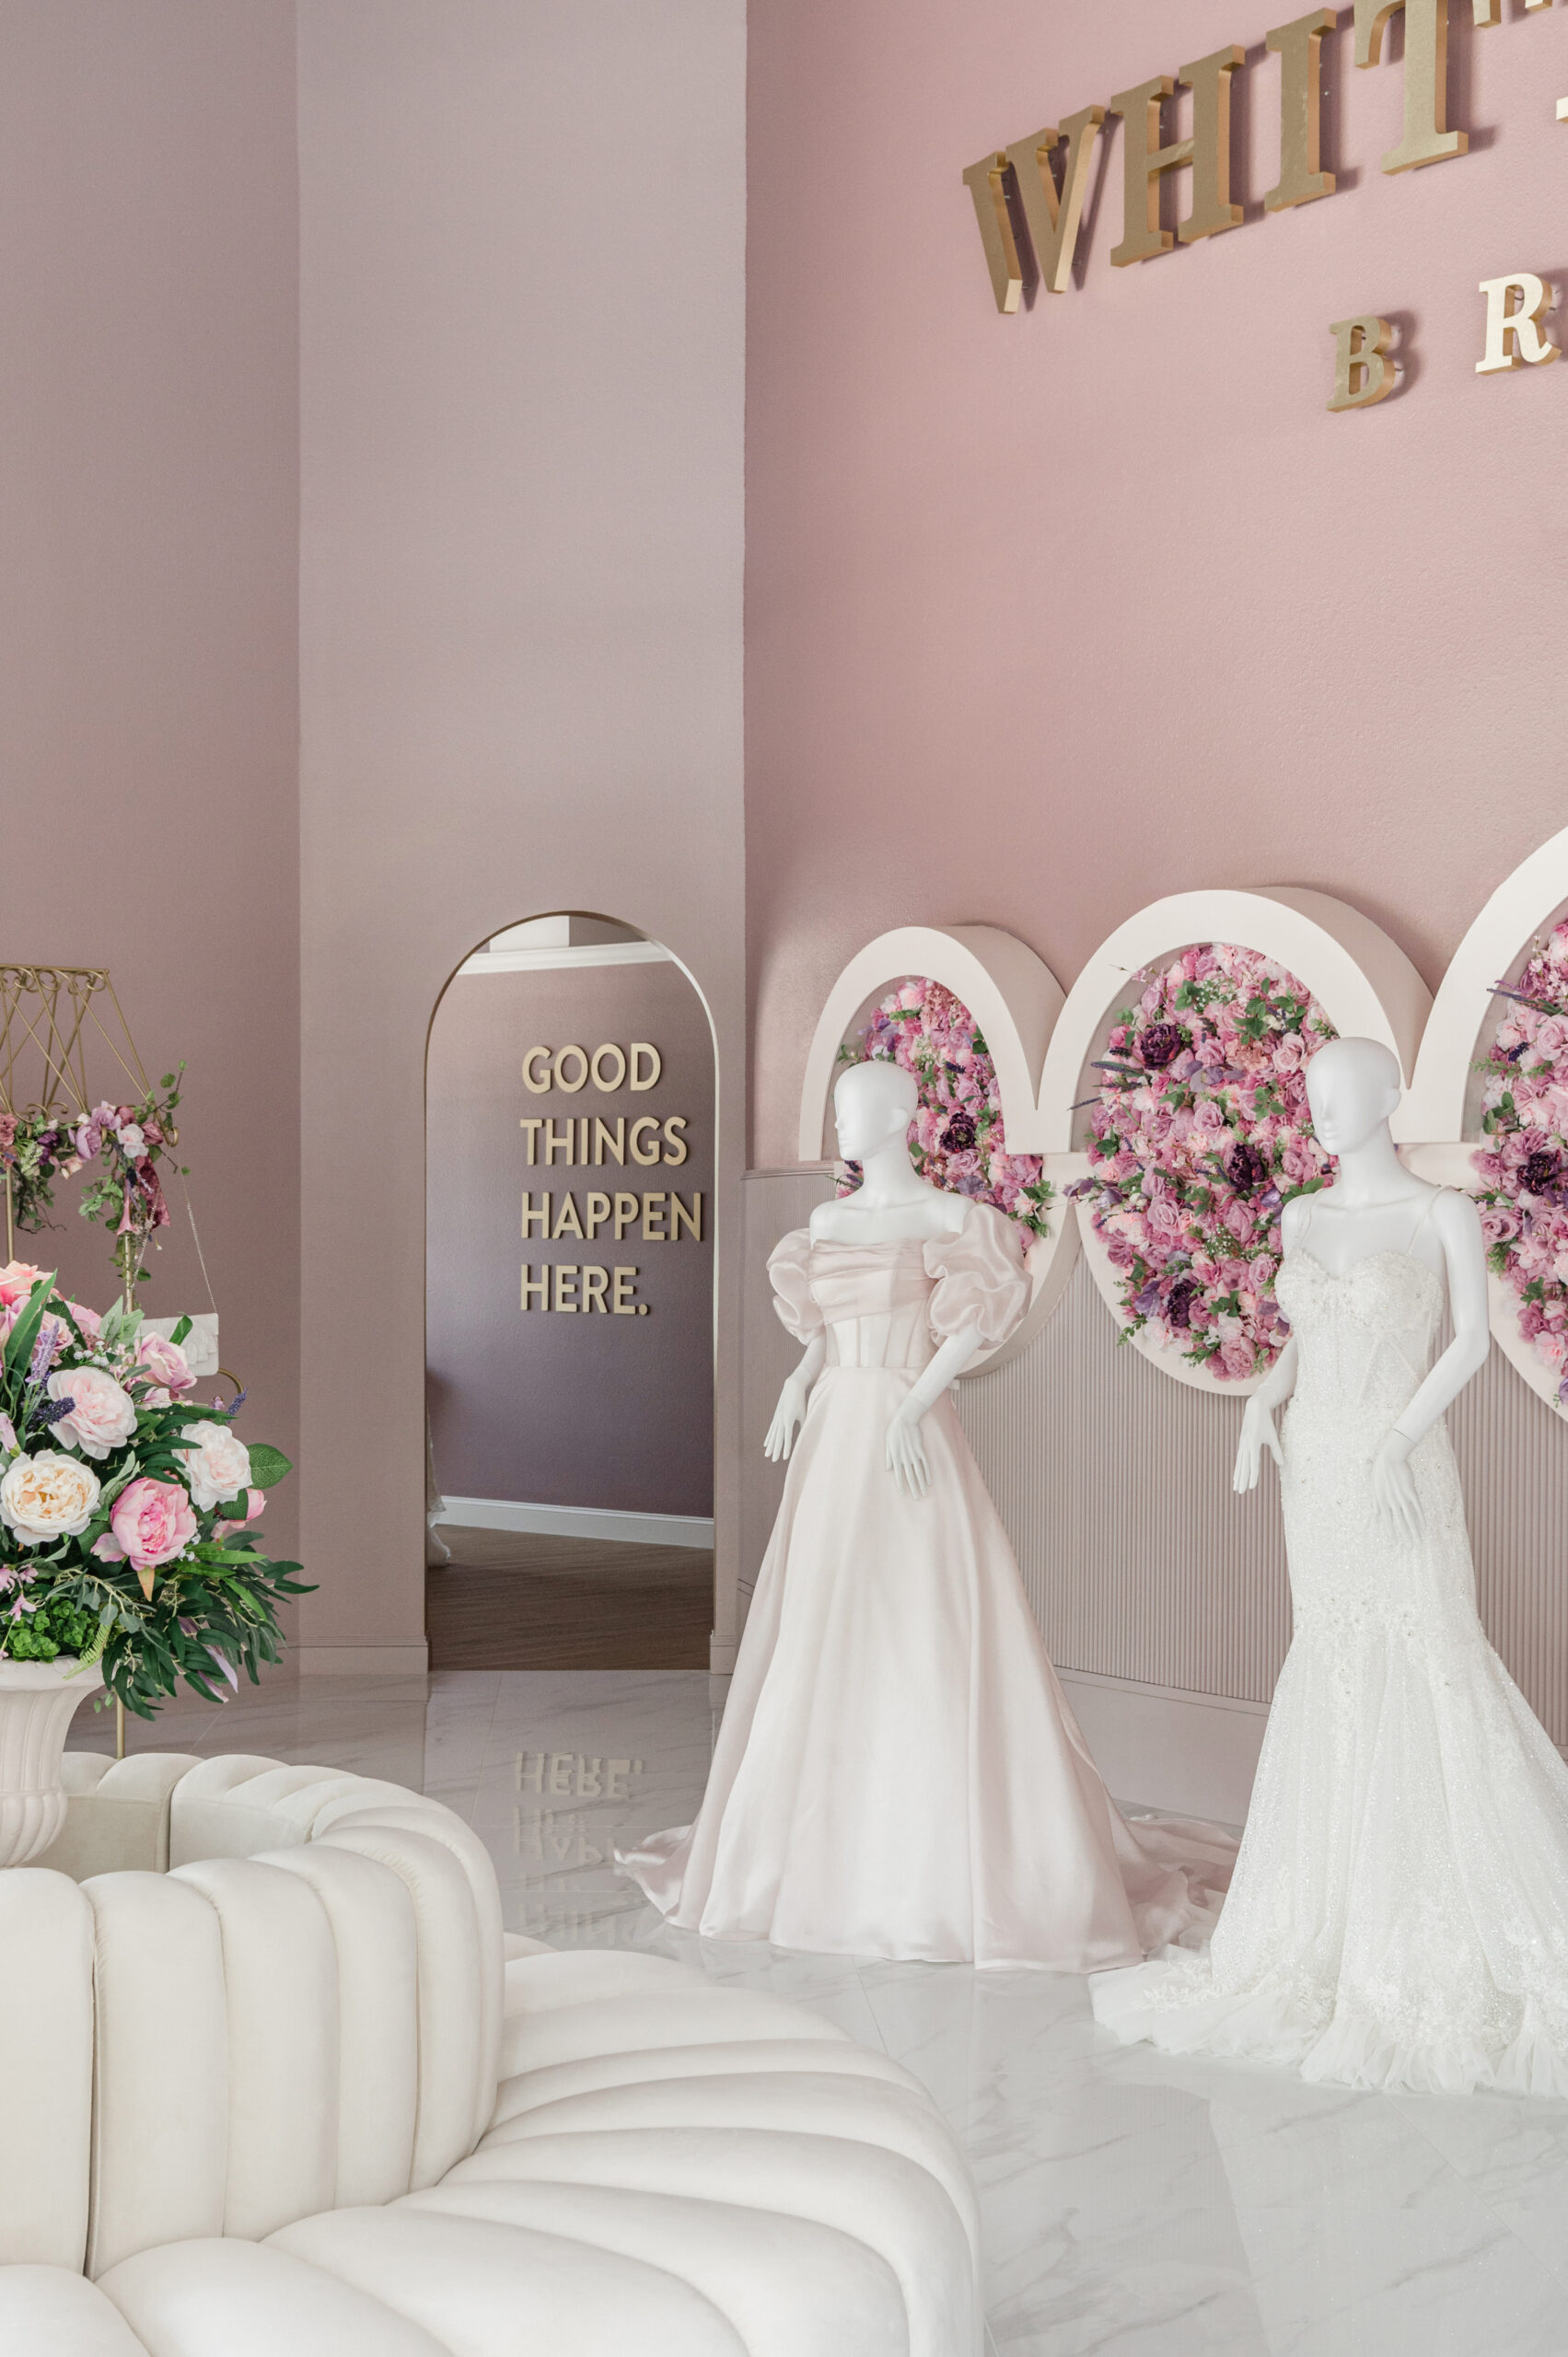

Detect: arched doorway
[424, 913, 715, 1668]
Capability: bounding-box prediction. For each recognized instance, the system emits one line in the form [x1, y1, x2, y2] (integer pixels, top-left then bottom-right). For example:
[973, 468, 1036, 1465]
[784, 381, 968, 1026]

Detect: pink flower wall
[746, 0, 1568, 1165]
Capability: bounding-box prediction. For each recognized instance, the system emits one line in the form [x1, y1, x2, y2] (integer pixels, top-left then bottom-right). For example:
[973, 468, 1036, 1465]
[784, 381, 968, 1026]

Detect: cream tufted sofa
[0, 1753, 982, 2356]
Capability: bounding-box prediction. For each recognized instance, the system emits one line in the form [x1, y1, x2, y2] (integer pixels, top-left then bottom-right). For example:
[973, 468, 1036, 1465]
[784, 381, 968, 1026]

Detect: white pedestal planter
[0, 1659, 104, 1866]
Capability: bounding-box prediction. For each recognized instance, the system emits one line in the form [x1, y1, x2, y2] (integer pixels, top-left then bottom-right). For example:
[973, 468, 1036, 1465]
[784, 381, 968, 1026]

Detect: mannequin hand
[1232, 1397, 1283, 1494]
[885, 1403, 930, 1501]
[763, 1376, 810, 1463]
[1371, 1429, 1423, 1543]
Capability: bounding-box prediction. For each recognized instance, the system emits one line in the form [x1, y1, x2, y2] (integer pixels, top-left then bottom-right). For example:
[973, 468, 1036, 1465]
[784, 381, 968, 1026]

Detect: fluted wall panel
[958, 1256, 1568, 1743]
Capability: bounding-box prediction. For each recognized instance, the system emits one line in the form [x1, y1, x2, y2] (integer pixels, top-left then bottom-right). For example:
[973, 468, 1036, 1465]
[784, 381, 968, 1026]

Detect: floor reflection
[73, 1666, 1568, 2356]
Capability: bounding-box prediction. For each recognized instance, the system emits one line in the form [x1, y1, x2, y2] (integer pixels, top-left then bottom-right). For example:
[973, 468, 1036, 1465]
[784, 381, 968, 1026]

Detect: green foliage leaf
[244, 1444, 293, 1490]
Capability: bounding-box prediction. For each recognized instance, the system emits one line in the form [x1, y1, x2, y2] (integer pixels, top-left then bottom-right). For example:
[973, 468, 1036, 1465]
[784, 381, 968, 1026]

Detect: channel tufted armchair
[0, 1753, 982, 2355]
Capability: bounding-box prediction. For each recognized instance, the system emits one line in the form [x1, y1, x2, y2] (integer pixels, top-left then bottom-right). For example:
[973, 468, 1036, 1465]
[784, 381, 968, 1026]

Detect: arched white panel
[1032, 888, 1432, 1154]
[796, 923, 1063, 1162]
[795, 923, 1071, 1379]
[1404, 824, 1568, 1144]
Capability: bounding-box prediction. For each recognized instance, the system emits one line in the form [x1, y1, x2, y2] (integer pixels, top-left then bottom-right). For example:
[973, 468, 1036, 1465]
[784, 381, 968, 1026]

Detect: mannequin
[766, 1061, 979, 1500]
[620, 1056, 1235, 1968]
[1094, 1036, 1568, 2097]
[1234, 1034, 1492, 1537]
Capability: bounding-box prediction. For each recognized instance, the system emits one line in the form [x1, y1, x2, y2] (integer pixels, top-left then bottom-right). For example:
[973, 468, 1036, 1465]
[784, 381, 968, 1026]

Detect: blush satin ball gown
[1093, 1200, 1568, 2096]
[620, 1202, 1235, 1968]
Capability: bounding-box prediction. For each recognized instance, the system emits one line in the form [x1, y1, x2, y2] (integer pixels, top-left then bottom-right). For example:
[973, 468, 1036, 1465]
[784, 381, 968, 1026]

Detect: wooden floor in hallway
[425, 1524, 713, 1670]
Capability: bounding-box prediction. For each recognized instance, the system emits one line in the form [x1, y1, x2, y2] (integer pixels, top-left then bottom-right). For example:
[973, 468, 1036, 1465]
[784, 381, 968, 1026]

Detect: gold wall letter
[1108, 76, 1191, 265]
[629, 1045, 662, 1091]
[1178, 46, 1247, 241]
[1005, 106, 1105, 293]
[961, 152, 1025, 313]
[1473, 0, 1549, 22]
[1109, 53, 1242, 265]
[1476, 273, 1560, 372]
[1354, 0, 1467, 172]
[1327, 314, 1397, 407]
[1266, 9, 1339, 209]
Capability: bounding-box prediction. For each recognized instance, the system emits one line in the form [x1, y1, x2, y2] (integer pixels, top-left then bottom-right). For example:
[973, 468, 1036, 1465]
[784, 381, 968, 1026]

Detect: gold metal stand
[115, 1699, 125, 1760]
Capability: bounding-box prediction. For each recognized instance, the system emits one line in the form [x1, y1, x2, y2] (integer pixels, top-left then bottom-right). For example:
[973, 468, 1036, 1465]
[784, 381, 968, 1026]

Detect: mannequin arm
[763, 1335, 827, 1461]
[1373, 1191, 1491, 1538]
[885, 1322, 981, 1500]
[1232, 1338, 1298, 1493]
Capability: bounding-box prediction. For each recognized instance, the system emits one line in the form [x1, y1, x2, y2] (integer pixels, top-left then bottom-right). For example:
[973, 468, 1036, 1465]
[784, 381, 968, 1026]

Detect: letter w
[1007, 106, 1106, 294]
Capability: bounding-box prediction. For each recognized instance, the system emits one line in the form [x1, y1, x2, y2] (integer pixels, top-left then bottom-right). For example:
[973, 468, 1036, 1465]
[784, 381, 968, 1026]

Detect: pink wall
[297, 1, 746, 1668]
[0, 4, 300, 1556]
[746, 0, 1568, 1164]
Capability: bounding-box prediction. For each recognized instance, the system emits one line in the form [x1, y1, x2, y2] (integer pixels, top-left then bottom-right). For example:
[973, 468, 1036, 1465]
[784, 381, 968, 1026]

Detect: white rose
[46, 1366, 137, 1460]
[115, 1123, 146, 1158]
[178, 1421, 251, 1511]
[0, 1450, 101, 1546]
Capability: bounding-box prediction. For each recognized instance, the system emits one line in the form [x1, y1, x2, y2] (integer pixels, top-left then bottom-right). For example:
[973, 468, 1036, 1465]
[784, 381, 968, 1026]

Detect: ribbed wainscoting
[958, 1256, 1568, 1745]
[957, 1256, 1293, 1707]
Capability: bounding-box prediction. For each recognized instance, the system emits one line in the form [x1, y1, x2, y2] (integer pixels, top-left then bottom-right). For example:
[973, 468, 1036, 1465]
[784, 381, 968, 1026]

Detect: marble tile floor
[81, 1668, 1568, 2356]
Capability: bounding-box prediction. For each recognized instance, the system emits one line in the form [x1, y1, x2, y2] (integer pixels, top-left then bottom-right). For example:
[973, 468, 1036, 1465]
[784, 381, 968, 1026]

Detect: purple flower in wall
[1138, 1023, 1184, 1072]
[1522, 1147, 1562, 1194]
[941, 1115, 977, 1152]
[1167, 1277, 1202, 1330]
[1227, 1142, 1271, 1196]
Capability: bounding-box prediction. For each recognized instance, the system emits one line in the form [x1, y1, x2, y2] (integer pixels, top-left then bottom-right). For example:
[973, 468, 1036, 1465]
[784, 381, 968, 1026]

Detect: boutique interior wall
[297, 0, 747, 1670]
[744, 0, 1568, 1805]
[0, 3, 302, 1574]
[2, 2, 744, 1678]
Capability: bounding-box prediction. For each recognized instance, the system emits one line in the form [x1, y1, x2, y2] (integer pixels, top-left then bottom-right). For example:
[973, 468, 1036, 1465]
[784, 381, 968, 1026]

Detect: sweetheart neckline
[1284, 1245, 1442, 1290]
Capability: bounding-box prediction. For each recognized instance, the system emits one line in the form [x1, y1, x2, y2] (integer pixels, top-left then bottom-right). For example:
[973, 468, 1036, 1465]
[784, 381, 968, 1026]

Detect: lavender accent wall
[745, 0, 1568, 1167]
[0, 2, 300, 1564]
[426, 958, 715, 1516]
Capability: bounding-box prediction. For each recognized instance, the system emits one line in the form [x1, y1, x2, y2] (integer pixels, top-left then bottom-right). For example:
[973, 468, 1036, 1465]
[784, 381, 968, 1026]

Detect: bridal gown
[620, 1203, 1235, 1968]
[1094, 1200, 1568, 2096]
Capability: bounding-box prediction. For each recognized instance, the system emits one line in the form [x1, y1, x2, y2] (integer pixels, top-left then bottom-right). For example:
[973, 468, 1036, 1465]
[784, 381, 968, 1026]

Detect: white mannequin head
[1305, 1036, 1402, 1156]
[833, 1058, 918, 1167]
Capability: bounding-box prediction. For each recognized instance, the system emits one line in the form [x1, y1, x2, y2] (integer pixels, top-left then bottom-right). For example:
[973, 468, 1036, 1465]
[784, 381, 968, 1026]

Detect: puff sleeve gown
[620, 1202, 1235, 1968]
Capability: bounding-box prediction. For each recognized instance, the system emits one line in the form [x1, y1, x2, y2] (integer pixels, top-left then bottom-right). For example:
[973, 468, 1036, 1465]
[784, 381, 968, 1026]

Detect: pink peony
[135, 1332, 194, 1401]
[45, 1365, 136, 1460]
[0, 1260, 47, 1308]
[96, 1476, 197, 1573]
[1218, 1336, 1257, 1380]
[214, 1487, 266, 1539]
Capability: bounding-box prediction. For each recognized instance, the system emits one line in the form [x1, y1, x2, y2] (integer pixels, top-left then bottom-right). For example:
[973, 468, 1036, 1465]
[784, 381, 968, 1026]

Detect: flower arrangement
[0, 1262, 307, 1715]
[839, 980, 1055, 1237]
[1472, 920, 1568, 1406]
[1071, 944, 1337, 1378]
[0, 1070, 187, 1298]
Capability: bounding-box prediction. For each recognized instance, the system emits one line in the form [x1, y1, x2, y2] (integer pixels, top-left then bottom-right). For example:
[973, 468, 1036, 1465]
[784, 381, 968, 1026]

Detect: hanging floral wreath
[1071, 944, 1337, 1379]
[839, 980, 1055, 1239]
[1472, 921, 1568, 1406]
[0, 1071, 187, 1299]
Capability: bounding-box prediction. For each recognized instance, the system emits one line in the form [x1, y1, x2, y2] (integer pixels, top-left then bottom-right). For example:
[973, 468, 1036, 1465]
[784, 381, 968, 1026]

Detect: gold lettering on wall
[1327, 313, 1397, 407]
[961, 151, 1026, 313]
[1108, 75, 1192, 265]
[1354, 0, 1467, 172]
[1005, 107, 1106, 293]
[1266, 7, 1339, 209]
[1177, 46, 1248, 240]
[521, 1263, 644, 1313]
[1476, 272, 1560, 370]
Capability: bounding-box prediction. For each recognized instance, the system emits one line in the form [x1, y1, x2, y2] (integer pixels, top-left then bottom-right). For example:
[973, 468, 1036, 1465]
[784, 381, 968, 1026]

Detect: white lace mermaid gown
[620, 1202, 1235, 1968]
[1093, 1210, 1568, 2096]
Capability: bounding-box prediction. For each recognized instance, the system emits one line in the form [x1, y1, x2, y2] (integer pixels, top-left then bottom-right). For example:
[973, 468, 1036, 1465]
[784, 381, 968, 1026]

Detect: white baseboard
[435, 1496, 714, 1550]
[1057, 1668, 1267, 1828]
